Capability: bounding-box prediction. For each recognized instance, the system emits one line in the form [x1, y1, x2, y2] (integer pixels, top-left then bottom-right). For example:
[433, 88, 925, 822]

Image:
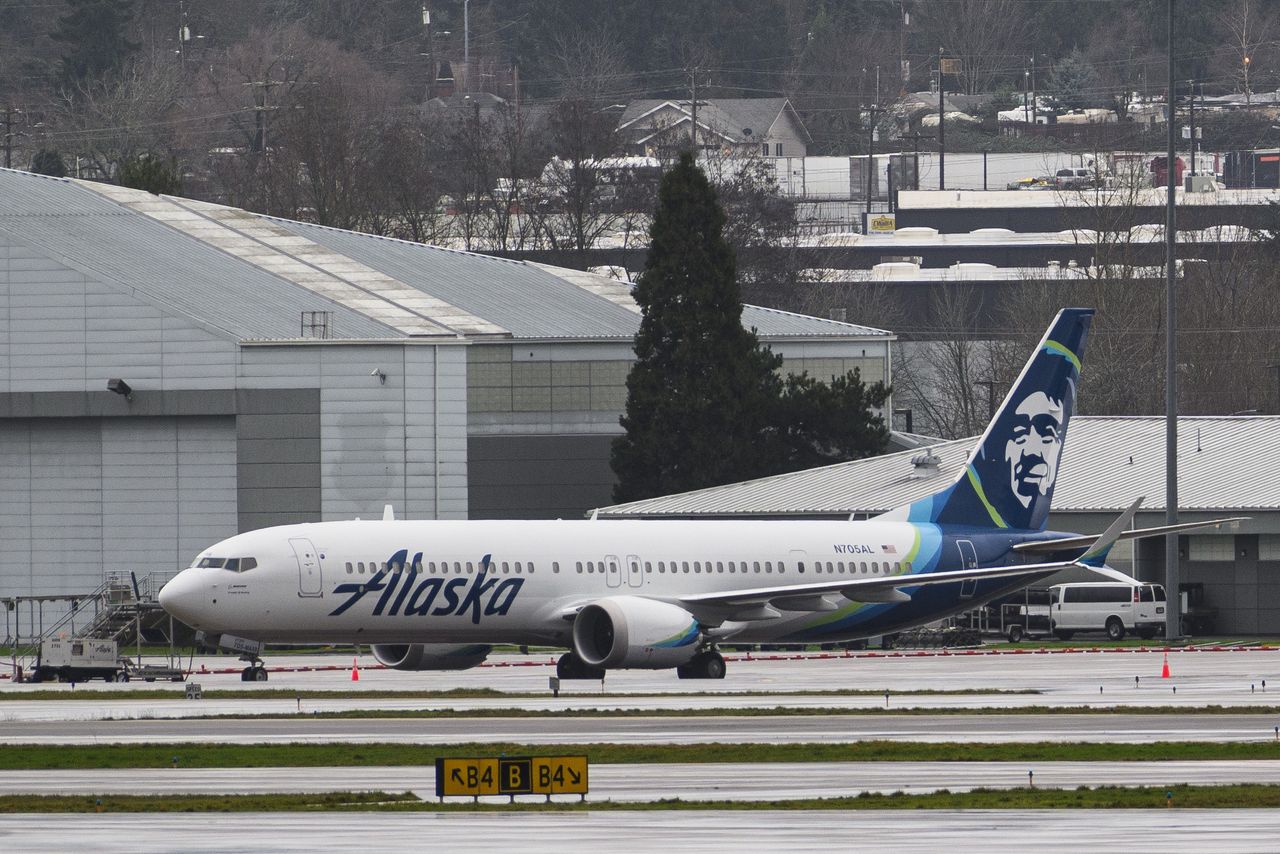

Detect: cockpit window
[198, 556, 257, 572]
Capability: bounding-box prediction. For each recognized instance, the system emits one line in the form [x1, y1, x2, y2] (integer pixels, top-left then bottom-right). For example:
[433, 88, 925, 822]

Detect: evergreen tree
[773, 370, 890, 472]
[118, 154, 181, 196]
[611, 152, 783, 502]
[1047, 49, 1101, 113]
[50, 0, 138, 90]
[30, 149, 68, 178]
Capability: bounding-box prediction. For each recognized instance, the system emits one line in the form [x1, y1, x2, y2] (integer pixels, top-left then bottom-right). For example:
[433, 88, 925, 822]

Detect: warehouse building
[0, 168, 892, 598]
[597, 416, 1280, 634]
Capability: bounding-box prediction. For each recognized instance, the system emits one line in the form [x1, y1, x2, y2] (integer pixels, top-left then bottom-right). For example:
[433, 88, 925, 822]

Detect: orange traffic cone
[1161, 652, 1171, 679]
[351, 657, 360, 682]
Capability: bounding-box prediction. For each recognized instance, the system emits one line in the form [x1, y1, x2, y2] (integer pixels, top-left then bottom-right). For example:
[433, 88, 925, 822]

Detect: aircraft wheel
[678, 652, 726, 680]
[253, 667, 269, 682]
[241, 667, 255, 681]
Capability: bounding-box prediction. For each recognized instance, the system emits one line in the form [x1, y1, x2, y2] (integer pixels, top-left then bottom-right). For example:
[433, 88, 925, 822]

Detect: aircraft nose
[159, 570, 204, 627]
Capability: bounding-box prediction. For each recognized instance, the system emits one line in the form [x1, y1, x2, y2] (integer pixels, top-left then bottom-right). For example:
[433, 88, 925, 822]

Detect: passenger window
[902, 561, 911, 573]
[553, 562, 560, 573]
[893, 562, 900, 573]
[779, 563, 785, 574]
[765, 561, 773, 573]
[501, 561, 509, 572]
[453, 561, 462, 573]
[357, 562, 366, 574]
[516, 561, 524, 573]
[346, 562, 354, 574]
[682, 561, 690, 573]
[717, 561, 724, 573]
[753, 562, 761, 573]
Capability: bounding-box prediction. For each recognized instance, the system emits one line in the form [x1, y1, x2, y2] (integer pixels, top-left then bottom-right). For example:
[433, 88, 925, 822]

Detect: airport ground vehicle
[1048, 581, 1166, 641]
[26, 638, 127, 682]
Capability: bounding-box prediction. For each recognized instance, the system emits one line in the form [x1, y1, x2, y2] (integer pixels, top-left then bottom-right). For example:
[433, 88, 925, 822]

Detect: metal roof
[595, 416, 1280, 518]
[0, 167, 890, 344]
[275, 220, 643, 340]
[0, 168, 398, 341]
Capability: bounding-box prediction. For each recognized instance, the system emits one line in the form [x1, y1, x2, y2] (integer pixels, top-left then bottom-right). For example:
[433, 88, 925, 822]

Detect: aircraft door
[291, 538, 322, 597]
[626, 554, 643, 588]
[957, 539, 979, 598]
[605, 555, 622, 589]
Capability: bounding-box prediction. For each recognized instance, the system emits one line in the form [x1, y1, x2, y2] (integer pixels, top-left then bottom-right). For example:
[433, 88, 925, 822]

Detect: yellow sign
[436, 755, 588, 798]
[436, 758, 498, 797]
[869, 214, 896, 233]
[532, 756, 589, 795]
[940, 58, 962, 75]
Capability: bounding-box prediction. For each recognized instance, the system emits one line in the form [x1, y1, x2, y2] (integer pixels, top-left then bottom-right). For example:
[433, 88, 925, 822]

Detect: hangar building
[597, 416, 1280, 635]
[0, 168, 891, 599]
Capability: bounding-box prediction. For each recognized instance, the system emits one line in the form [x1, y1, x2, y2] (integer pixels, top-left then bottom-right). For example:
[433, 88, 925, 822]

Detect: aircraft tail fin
[880, 308, 1094, 531]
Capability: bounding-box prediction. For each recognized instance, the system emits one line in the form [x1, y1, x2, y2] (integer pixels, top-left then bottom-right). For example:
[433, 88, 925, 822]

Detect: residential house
[616, 98, 812, 159]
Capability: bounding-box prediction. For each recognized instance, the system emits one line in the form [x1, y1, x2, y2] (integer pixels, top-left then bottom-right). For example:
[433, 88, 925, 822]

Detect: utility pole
[937, 47, 945, 191]
[1187, 79, 1196, 177]
[1, 106, 17, 169]
[463, 0, 470, 90]
[689, 67, 699, 153]
[866, 101, 879, 228]
[243, 81, 284, 153]
[1164, 0, 1180, 642]
[1030, 55, 1037, 126]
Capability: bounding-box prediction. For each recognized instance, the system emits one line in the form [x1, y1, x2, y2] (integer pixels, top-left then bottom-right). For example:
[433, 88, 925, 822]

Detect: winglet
[1076, 497, 1143, 568]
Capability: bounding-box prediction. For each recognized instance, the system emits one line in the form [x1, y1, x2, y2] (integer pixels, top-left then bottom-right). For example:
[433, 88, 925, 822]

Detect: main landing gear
[556, 652, 605, 680]
[239, 654, 269, 682]
[677, 650, 726, 680]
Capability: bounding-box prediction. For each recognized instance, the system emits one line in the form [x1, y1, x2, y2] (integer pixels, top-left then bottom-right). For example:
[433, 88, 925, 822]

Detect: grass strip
[6, 740, 1280, 770]
[4, 785, 1280, 812]
[0, 687, 1037, 702]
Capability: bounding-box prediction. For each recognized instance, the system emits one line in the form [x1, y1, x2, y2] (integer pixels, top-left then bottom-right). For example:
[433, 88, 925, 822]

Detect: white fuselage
[158, 518, 971, 647]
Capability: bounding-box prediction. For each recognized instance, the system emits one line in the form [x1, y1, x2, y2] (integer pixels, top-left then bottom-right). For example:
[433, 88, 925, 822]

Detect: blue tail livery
[882, 308, 1093, 531]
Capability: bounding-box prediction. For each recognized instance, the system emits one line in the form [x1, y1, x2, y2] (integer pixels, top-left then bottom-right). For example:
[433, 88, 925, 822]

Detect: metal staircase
[5, 571, 181, 681]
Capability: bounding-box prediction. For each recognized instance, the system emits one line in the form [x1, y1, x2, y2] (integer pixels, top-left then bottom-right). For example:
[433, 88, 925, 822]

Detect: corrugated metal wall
[0, 417, 237, 597]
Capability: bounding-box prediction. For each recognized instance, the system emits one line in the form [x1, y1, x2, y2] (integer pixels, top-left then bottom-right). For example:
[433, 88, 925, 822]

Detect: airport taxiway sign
[435, 755, 588, 798]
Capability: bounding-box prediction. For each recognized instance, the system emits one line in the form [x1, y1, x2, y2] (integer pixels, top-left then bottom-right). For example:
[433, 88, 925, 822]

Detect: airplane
[159, 308, 1237, 681]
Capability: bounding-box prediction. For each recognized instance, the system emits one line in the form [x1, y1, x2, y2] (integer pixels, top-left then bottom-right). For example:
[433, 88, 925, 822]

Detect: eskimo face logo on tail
[327, 551, 523, 624]
[1004, 391, 1063, 509]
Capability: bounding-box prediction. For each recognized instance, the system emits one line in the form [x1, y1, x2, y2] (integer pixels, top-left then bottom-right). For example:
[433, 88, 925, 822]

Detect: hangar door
[0, 416, 237, 598]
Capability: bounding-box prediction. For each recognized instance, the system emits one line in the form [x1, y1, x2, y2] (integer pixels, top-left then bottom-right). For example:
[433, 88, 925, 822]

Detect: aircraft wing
[680, 500, 1142, 620]
[1010, 516, 1246, 555]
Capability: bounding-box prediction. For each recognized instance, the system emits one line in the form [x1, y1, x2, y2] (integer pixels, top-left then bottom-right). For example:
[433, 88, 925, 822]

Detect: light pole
[1244, 56, 1251, 105]
[464, 0, 470, 90]
[1164, 0, 1180, 642]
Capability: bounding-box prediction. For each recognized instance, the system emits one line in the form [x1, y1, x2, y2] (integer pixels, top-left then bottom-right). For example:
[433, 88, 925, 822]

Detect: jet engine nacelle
[371, 643, 492, 671]
[572, 595, 701, 669]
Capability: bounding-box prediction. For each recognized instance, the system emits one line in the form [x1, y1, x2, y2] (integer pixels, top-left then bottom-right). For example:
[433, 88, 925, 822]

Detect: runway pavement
[3, 713, 1279, 745]
[3, 649, 1280, 721]
[5, 761, 1280, 801]
[3, 810, 1278, 853]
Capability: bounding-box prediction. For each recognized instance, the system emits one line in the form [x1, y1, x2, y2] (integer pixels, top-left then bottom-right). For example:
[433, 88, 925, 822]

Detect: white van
[1049, 582, 1166, 641]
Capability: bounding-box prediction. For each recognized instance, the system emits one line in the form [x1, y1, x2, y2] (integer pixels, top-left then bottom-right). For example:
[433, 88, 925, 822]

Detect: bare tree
[45, 53, 185, 180]
[1217, 0, 1280, 96]
[916, 0, 1032, 95]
